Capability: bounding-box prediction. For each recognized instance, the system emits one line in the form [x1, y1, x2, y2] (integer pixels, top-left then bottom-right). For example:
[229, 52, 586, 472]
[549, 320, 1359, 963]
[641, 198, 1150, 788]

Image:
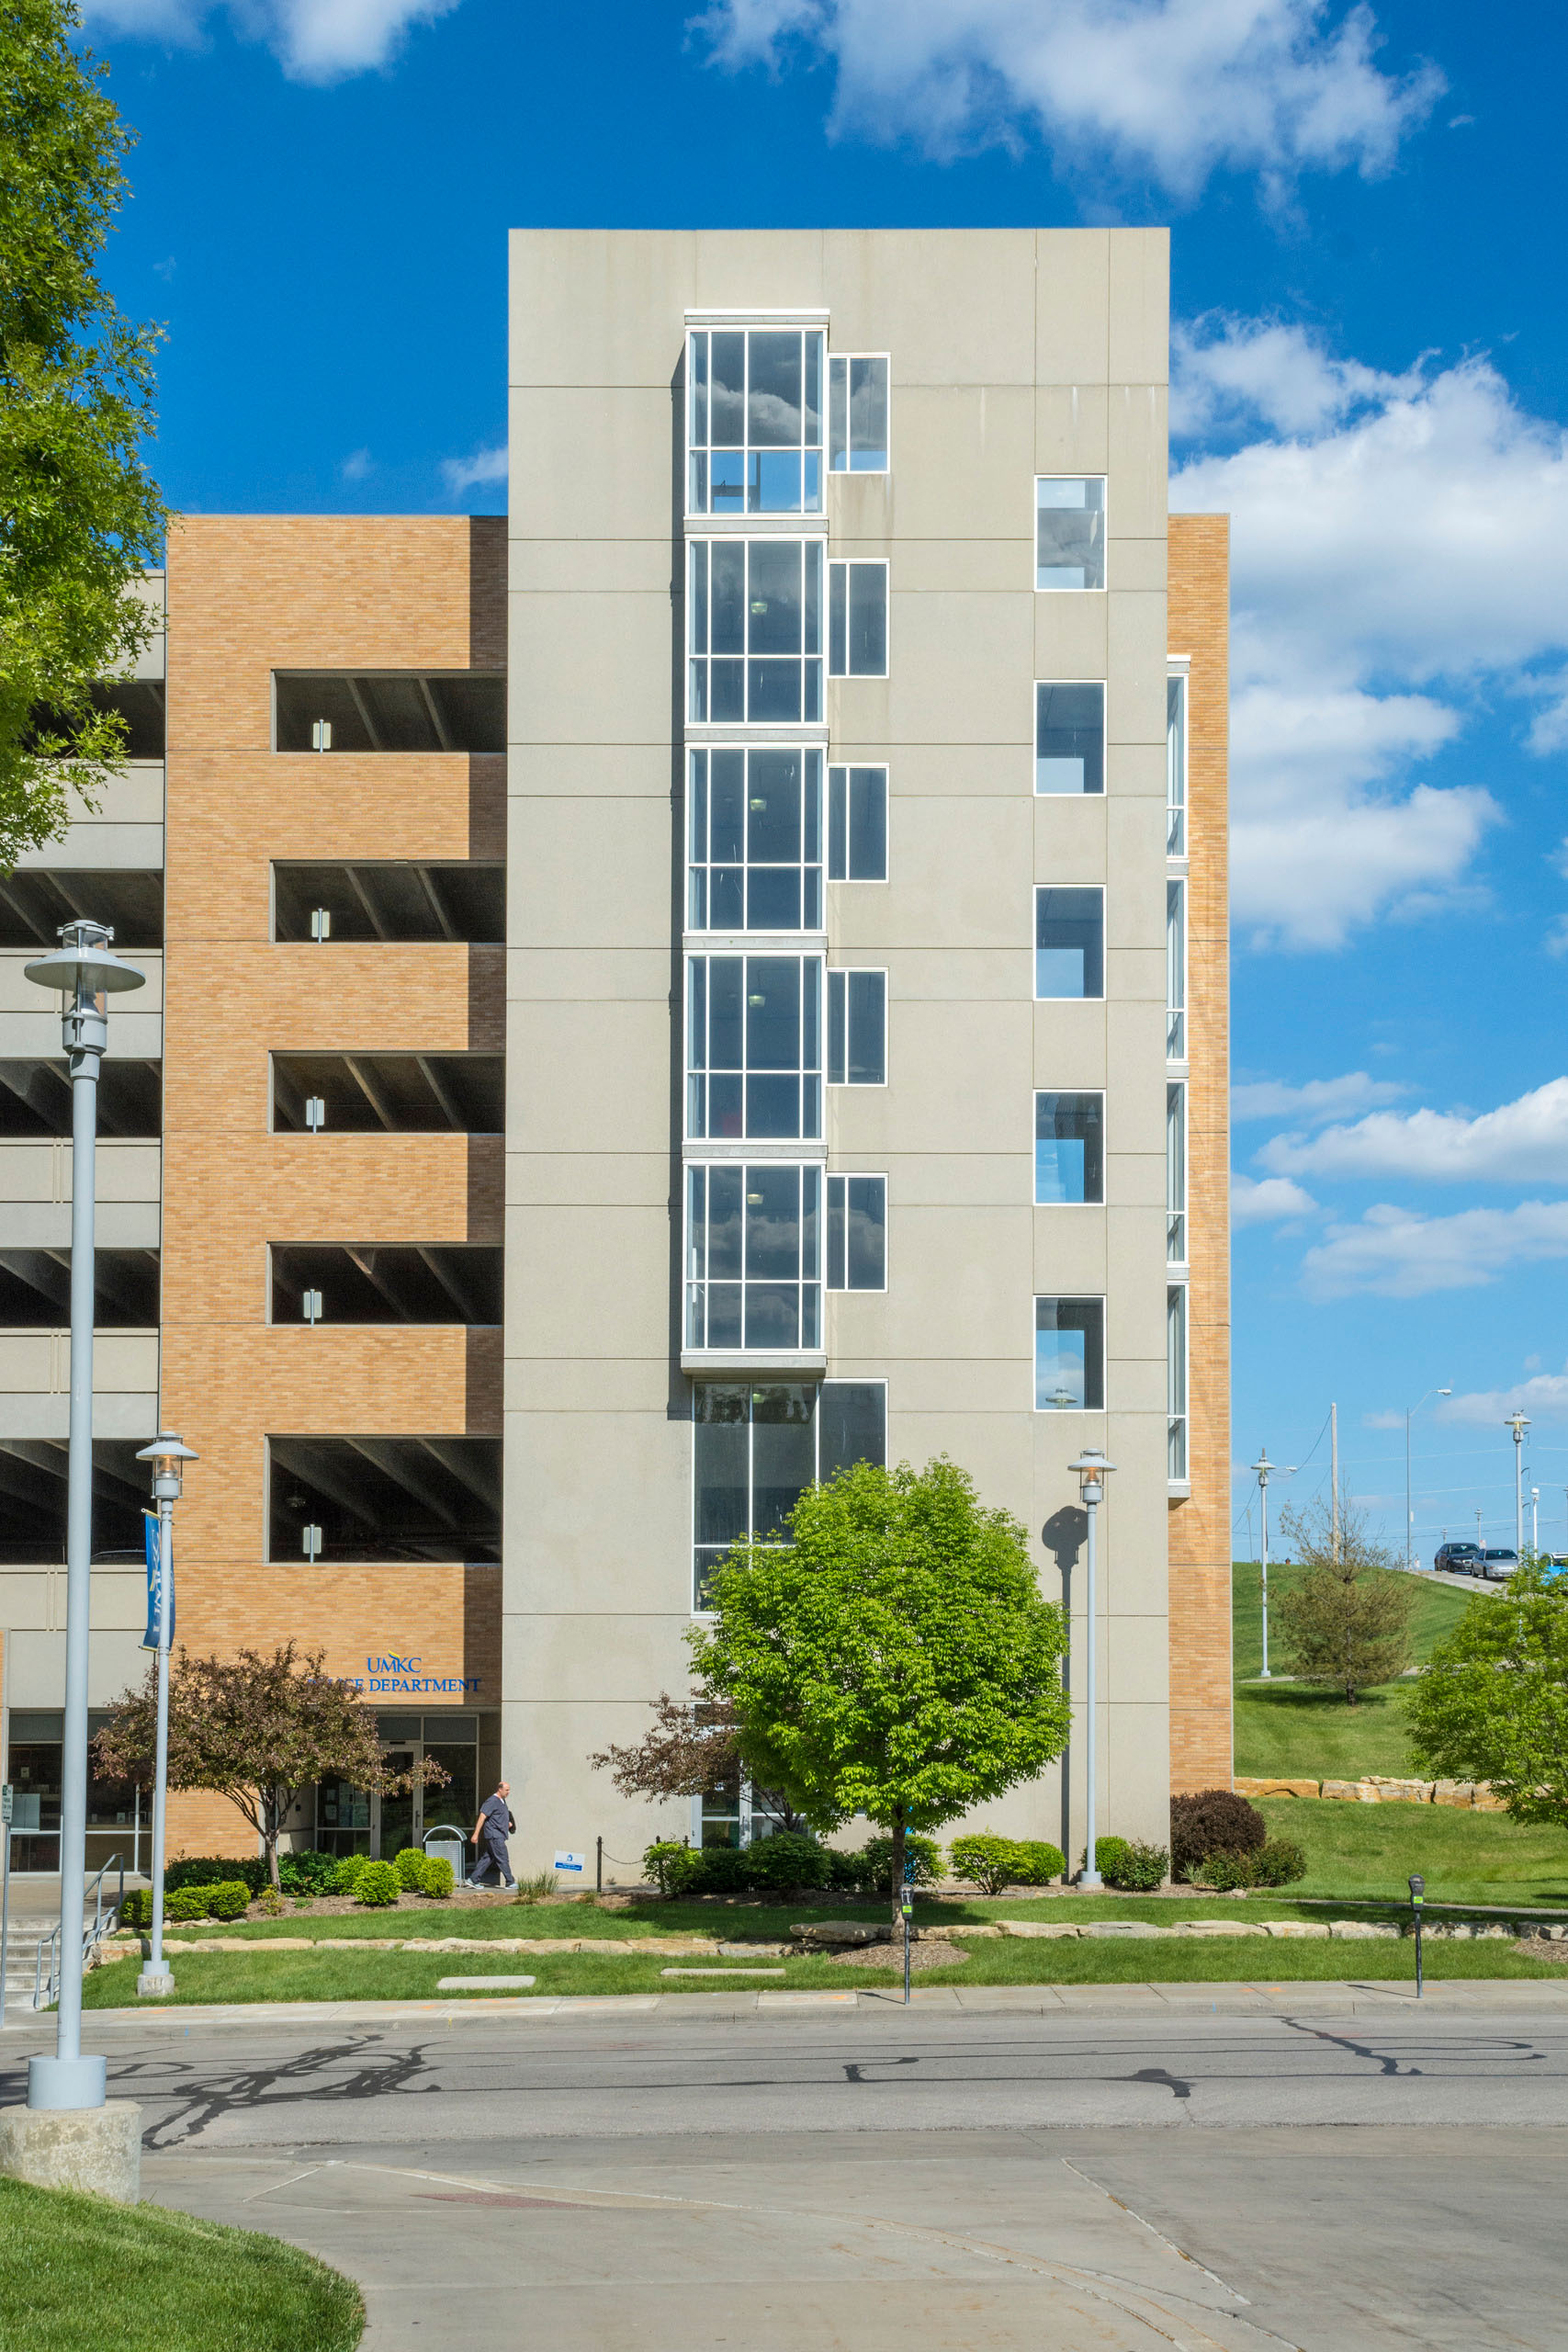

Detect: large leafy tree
[1405, 1561, 1568, 1822]
[93, 1643, 446, 1888]
[1275, 1487, 1415, 1703]
[1, 0, 164, 866]
[689, 1457, 1070, 1928]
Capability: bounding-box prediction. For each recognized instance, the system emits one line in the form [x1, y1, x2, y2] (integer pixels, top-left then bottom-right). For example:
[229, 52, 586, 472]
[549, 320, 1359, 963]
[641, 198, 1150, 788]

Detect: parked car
[1481, 1548, 1521, 1582]
[1434, 1542, 1483, 1575]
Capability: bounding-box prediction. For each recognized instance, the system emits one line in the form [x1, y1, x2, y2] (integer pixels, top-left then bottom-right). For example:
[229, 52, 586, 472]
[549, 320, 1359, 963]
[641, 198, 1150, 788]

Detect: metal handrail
[27, 1853, 126, 2013]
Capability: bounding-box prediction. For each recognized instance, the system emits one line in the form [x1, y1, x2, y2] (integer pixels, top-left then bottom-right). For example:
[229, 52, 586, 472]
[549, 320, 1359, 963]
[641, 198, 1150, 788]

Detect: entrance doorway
[312, 1712, 483, 1860]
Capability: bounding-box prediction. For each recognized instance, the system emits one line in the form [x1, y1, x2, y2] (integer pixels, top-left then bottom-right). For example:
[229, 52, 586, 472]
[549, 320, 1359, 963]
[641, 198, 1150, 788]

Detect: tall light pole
[1404, 1387, 1451, 1571]
[1250, 1450, 1296, 1679]
[1068, 1450, 1115, 1888]
[1531, 1487, 1540, 1558]
[133, 1434, 197, 2000]
[22, 922, 144, 2111]
[1506, 1413, 1530, 1557]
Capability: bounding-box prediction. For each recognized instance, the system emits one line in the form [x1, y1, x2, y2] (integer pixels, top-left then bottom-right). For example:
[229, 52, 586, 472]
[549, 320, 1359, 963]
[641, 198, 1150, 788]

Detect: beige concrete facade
[506, 227, 1227, 1872]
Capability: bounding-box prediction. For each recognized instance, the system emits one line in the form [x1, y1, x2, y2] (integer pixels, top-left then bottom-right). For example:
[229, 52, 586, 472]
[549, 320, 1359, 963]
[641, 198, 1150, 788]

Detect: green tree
[1275, 1487, 1415, 1702]
[92, 1642, 446, 1888]
[688, 1456, 1070, 1928]
[1405, 1560, 1568, 1821]
[1, 0, 164, 866]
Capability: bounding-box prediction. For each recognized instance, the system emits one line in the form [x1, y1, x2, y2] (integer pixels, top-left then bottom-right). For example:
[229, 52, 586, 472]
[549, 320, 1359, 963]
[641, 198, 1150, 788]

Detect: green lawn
[1258, 1796, 1568, 1906]
[0, 2178, 362, 2352]
[1233, 1558, 1474, 1781]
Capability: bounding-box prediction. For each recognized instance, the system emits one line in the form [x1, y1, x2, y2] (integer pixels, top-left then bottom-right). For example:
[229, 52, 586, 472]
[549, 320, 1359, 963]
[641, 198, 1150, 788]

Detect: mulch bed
[803, 1938, 970, 1971]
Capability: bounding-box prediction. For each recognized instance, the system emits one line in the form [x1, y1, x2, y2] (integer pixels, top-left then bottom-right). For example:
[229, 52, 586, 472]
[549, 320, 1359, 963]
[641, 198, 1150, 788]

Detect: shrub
[1010, 1839, 1066, 1886]
[118, 1889, 152, 1929]
[355, 1860, 400, 1907]
[948, 1834, 1018, 1895]
[419, 1855, 456, 1899]
[691, 1843, 751, 1894]
[643, 1839, 704, 1899]
[1169, 1789, 1267, 1881]
[840, 1835, 944, 1897]
[205, 1880, 251, 1920]
[255, 1885, 287, 1916]
[166, 1854, 268, 1897]
[392, 1847, 426, 1892]
[1249, 1838, 1307, 1889]
[1196, 1849, 1254, 1894]
[1095, 1838, 1168, 1892]
[745, 1831, 831, 1894]
[277, 1849, 339, 1896]
[332, 1855, 369, 1894]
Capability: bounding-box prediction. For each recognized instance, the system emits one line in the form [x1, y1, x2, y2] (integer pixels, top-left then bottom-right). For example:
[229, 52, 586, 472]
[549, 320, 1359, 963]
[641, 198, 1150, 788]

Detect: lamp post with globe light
[1068, 1450, 1114, 1888]
[1506, 1414, 1531, 1558]
[133, 1434, 197, 2000]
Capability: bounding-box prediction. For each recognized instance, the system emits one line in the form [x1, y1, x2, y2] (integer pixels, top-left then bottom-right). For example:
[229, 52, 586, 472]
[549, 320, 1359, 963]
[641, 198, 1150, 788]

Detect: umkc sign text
[348, 1655, 482, 1696]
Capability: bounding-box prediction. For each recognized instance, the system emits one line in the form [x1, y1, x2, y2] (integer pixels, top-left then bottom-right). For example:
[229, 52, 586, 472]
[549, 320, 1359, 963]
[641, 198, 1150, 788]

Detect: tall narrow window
[1167, 671, 1188, 858]
[684, 1167, 821, 1355]
[1034, 1092, 1104, 1205]
[693, 1380, 886, 1606]
[1168, 1284, 1189, 1483]
[827, 968, 886, 1086]
[687, 328, 825, 515]
[1035, 478, 1106, 592]
[1167, 876, 1186, 1061]
[686, 955, 823, 1140]
[1167, 1080, 1187, 1266]
[1034, 888, 1104, 1001]
[1035, 683, 1105, 795]
[688, 748, 823, 932]
[828, 560, 888, 677]
[1034, 1296, 1105, 1411]
[828, 355, 890, 471]
[827, 764, 888, 881]
[827, 1174, 886, 1290]
[688, 538, 824, 724]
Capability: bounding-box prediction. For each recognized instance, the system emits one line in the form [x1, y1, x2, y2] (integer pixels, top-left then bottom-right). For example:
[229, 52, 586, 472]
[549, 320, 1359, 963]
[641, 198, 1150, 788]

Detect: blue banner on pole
[141, 1511, 172, 1650]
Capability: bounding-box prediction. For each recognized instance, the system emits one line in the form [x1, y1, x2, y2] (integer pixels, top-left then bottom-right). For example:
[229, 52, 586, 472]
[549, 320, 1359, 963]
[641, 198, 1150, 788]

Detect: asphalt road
[6, 1998, 1567, 2349]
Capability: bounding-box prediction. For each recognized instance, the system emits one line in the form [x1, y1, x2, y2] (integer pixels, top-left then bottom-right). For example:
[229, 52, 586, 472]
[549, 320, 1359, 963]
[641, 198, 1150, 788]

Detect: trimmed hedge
[392, 1847, 427, 1892]
[165, 1854, 268, 1897]
[1091, 1837, 1168, 1892]
[950, 1834, 1066, 1894]
[333, 1855, 369, 1894]
[419, 1854, 456, 1899]
[120, 1880, 251, 1929]
[354, 1860, 400, 1907]
[278, 1849, 341, 1896]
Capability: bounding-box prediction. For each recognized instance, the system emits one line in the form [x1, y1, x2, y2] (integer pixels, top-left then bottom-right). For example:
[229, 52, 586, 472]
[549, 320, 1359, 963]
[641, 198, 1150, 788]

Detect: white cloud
[1362, 1408, 1404, 1429]
[1438, 1370, 1568, 1428]
[1301, 1199, 1568, 1298]
[1173, 329, 1568, 944]
[340, 447, 374, 483]
[698, 1, 1443, 197]
[81, 0, 460, 79]
[1262, 1078, 1568, 1184]
[1232, 1173, 1317, 1227]
[1232, 1069, 1405, 1124]
[440, 444, 507, 499]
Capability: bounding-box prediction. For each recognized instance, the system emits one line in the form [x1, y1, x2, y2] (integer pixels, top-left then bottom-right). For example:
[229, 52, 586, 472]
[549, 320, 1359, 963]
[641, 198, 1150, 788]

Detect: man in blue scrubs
[468, 1780, 516, 1888]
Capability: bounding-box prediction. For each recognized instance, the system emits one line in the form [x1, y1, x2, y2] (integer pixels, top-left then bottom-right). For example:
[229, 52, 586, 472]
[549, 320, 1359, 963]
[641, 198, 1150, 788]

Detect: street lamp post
[1532, 1487, 1540, 1559]
[1249, 1451, 1295, 1680]
[1068, 1450, 1115, 1888]
[21, 922, 144, 2111]
[133, 1434, 197, 2000]
[1506, 1413, 1530, 1558]
[1404, 1387, 1452, 1571]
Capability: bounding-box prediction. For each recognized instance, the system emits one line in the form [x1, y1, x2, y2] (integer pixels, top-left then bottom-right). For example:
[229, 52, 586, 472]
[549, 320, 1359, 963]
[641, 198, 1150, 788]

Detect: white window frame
[1032, 1295, 1107, 1414]
[1033, 476, 1107, 594]
[826, 1171, 888, 1293]
[687, 536, 826, 728]
[828, 559, 890, 679]
[1167, 662, 1189, 861]
[1167, 1080, 1187, 1269]
[683, 1162, 823, 1356]
[1033, 1089, 1106, 1208]
[686, 746, 825, 934]
[685, 953, 824, 1143]
[1167, 875, 1187, 1064]
[1168, 1282, 1190, 1490]
[1033, 885, 1106, 1003]
[827, 967, 887, 1087]
[827, 763, 889, 883]
[685, 326, 827, 519]
[828, 352, 891, 474]
[1033, 679, 1107, 797]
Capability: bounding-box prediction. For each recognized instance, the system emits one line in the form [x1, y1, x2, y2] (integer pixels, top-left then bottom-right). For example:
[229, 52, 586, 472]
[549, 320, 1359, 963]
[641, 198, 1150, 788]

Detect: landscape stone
[791, 1921, 888, 1945]
[1181, 1920, 1266, 1936]
[996, 1920, 1082, 1939]
[1328, 1921, 1399, 1939]
[1259, 1920, 1330, 1939]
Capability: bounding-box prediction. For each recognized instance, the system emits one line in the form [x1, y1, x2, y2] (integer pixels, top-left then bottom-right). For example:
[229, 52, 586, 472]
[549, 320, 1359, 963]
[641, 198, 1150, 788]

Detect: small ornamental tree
[92, 1641, 446, 1888]
[1405, 1561, 1568, 1823]
[688, 1457, 1070, 1929]
[1, 0, 166, 865]
[1274, 1488, 1414, 1703]
[589, 1690, 809, 1832]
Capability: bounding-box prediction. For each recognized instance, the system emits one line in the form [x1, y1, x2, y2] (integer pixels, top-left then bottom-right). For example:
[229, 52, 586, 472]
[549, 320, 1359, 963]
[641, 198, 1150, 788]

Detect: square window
[689, 747, 824, 933]
[1034, 887, 1104, 1000]
[692, 1378, 886, 1606]
[685, 1163, 821, 1354]
[827, 967, 886, 1085]
[1035, 477, 1106, 592]
[1035, 682, 1104, 795]
[689, 538, 824, 725]
[828, 355, 889, 471]
[1034, 1296, 1104, 1412]
[828, 764, 888, 881]
[688, 328, 825, 515]
[827, 1173, 886, 1289]
[1034, 1092, 1104, 1204]
[828, 560, 888, 677]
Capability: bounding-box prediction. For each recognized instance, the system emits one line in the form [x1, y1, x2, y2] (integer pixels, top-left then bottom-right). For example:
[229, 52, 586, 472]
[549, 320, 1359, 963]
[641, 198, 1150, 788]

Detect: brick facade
[1167, 513, 1233, 1792]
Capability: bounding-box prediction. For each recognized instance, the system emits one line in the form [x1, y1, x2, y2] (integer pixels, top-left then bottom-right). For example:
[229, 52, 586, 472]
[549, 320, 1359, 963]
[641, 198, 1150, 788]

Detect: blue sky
[82, 0, 1568, 1557]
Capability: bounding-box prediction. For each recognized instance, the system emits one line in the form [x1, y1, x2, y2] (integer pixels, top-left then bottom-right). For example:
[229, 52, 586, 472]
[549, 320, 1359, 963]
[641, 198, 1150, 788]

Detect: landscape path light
[1068, 1449, 1115, 1889]
[20, 922, 144, 2112]
[133, 1434, 198, 1998]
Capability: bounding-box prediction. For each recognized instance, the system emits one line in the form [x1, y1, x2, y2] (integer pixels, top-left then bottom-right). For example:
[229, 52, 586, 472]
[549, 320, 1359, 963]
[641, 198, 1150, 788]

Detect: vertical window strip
[1168, 1283, 1189, 1483]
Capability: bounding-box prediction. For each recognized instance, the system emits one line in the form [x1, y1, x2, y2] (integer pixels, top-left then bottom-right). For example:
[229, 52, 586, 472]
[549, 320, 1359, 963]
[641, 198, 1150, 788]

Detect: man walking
[469, 1779, 516, 1889]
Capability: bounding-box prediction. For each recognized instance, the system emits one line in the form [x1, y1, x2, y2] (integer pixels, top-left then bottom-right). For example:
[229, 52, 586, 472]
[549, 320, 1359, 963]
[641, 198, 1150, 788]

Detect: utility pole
[1330, 1402, 1339, 1562]
[1506, 1413, 1530, 1556]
